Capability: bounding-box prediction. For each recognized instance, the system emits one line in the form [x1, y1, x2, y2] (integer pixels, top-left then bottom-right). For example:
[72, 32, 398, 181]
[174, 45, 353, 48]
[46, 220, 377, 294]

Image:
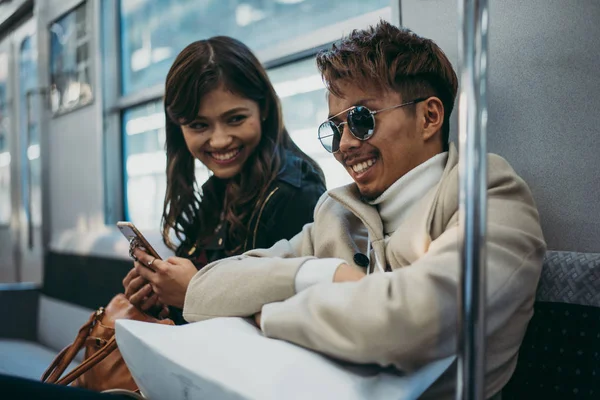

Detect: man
[137, 21, 545, 399]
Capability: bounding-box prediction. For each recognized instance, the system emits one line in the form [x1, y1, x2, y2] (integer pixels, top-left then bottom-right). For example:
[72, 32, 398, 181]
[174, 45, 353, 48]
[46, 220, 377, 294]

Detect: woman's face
[180, 86, 262, 179]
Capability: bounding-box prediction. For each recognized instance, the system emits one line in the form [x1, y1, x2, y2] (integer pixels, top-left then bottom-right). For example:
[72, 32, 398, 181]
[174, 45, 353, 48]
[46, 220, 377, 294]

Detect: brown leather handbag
[42, 293, 174, 392]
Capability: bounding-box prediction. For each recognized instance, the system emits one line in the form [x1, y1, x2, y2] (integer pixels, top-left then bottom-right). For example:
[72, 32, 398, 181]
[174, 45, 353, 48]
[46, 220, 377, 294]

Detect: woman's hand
[123, 267, 157, 310]
[123, 267, 169, 317]
[133, 248, 198, 309]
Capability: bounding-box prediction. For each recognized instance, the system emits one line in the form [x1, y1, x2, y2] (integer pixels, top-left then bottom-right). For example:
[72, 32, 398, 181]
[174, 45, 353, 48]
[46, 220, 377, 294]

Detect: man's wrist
[333, 263, 366, 282]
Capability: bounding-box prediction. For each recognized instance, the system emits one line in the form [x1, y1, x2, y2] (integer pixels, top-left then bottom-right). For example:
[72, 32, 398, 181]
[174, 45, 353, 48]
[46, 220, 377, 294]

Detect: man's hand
[133, 248, 198, 309]
[254, 312, 262, 328]
[333, 263, 366, 282]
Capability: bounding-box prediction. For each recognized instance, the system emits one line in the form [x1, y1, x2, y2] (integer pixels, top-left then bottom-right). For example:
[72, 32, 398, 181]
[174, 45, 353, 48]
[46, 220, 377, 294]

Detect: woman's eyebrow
[193, 107, 251, 121]
[219, 107, 251, 118]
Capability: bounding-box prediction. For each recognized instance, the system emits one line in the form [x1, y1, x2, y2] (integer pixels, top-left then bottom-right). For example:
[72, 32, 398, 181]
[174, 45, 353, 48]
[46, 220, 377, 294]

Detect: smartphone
[117, 221, 162, 260]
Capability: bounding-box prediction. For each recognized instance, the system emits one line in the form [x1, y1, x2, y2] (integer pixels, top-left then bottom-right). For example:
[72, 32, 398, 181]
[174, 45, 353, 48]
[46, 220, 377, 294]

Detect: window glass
[49, 2, 93, 115]
[268, 57, 353, 189]
[119, 0, 389, 94]
[0, 51, 10, 224]
[123, 100, 210, 230]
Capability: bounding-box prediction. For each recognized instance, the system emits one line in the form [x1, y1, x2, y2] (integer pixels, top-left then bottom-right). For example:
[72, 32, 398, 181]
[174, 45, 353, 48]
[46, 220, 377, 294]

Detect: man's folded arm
[260, 184, 545, 371]
[182, 192, 353, 322]
[182, 234, 308, 322]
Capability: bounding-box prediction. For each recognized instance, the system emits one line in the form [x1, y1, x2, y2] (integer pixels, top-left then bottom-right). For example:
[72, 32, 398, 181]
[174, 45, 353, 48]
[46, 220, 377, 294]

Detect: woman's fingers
[140, 292, 160, 311]
[129, 283, 153, 307]
[124, 275, 148, 299]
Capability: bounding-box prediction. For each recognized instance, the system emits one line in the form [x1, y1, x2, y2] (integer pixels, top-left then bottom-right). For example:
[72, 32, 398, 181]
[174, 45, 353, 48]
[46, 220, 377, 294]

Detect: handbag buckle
[95, 307, 105, 320]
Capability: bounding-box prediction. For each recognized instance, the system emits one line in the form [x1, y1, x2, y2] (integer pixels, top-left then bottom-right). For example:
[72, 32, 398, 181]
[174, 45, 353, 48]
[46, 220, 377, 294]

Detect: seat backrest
[37, 295, 93, 362]
[503, 251, 600, 399]
[0, 283, 39, 341]
[534, 251, 600, 306]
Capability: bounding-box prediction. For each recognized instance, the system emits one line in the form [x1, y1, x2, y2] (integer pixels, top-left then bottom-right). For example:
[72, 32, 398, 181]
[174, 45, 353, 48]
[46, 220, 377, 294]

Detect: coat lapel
[327, 144, 459, 271]
[385, 187, 438, 267]
[328, 184, 386, 269]
[385, 144, 460, 269]
[328, 184, 384, 240]
[427, 143, 459, 240]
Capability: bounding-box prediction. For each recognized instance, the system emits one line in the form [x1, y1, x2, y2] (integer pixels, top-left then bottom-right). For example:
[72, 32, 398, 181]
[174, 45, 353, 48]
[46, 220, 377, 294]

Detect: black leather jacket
[197, 150, 326, 264]
[170, 150, 326, 324]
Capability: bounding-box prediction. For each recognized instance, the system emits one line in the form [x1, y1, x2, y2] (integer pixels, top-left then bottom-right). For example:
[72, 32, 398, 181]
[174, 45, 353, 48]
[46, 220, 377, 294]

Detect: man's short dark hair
[317, 20, 459, 151]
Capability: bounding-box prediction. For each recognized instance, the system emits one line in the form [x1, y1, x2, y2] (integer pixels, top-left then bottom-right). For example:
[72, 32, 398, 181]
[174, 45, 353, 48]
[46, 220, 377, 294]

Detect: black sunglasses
[317, 98, 428, 153]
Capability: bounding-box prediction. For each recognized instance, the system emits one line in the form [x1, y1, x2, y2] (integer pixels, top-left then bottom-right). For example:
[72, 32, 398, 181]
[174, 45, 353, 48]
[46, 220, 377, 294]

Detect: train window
[49, 2, 93, 115]
[0, 51, 9, 224]
[123, 57, 353, 228]
[115, 0, 391, 225]
[268, 57, 353, 189]
[119, 0, 389, 95]
[123, 100, 210, 230]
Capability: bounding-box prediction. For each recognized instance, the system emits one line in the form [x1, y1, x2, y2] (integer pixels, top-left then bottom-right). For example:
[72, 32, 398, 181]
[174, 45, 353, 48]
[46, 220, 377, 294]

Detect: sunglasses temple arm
[371, 101, 414, 115]
[328, 106, 356, 121]
[371, 98, 429, 115]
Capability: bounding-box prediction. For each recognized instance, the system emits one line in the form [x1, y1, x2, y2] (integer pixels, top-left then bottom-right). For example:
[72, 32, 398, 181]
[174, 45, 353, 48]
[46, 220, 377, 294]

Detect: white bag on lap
[115, 318, 454, 400]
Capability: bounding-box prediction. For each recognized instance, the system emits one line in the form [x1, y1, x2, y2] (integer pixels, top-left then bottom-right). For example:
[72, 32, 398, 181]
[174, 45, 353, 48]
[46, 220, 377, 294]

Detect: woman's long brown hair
[162, 36, 324, 256]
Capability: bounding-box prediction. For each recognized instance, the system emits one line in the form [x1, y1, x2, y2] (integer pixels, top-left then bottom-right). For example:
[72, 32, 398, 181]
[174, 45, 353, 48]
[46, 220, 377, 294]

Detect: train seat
[0, 338, 78, 380]
[504, 251, 600, 398]
[0, 251, 598, 395]
[0, 285, 90, 380]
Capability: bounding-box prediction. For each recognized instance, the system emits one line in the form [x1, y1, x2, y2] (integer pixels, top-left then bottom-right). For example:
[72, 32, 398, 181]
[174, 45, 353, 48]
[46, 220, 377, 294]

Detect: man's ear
[421, 97, 444, 141]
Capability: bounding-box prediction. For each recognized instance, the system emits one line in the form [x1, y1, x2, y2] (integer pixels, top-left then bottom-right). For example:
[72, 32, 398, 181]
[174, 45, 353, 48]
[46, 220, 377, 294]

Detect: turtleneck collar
[368, 152, 448, 235]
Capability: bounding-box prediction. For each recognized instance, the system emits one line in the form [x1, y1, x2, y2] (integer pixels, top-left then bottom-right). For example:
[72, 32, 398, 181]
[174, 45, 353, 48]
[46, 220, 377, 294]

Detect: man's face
[329, 82, 437, 199]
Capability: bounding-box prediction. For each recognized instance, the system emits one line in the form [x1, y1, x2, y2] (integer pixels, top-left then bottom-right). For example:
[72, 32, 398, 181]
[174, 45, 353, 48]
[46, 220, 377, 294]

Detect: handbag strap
[41, 343, 72, 382]
[55, 335, 118, 386]
[42, 308, 101, 384]
[42, 299, 173, 386]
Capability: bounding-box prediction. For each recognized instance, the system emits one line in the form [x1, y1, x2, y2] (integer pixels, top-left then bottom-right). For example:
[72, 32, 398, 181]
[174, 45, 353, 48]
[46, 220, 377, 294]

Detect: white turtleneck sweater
[368, 152, 448, 236]
[293, 152, 448, 292]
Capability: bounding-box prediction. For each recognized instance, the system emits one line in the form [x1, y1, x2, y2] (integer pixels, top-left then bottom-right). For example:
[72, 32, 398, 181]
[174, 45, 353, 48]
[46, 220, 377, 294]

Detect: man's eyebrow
[327, 98, 378, 120]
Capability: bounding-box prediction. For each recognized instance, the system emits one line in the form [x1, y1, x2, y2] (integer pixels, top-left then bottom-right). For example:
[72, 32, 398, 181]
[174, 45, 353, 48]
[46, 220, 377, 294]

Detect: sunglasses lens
[348, 106, 375, 139]
[318, 121, 341, 153]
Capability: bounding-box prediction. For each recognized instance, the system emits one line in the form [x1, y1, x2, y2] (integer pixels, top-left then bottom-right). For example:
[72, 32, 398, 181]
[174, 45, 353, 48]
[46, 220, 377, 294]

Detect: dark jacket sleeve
[251, 181, 325, 250]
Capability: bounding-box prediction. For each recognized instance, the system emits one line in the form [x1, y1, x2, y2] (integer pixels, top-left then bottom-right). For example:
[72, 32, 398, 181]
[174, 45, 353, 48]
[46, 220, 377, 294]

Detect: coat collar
[327, 143, 459, 267]
[328, 184, 384, 241]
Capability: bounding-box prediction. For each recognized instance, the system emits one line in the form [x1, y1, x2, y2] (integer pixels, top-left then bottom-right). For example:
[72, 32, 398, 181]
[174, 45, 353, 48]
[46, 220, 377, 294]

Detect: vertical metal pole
[456, 0, 489, 399]
[25, 90, 34, 249]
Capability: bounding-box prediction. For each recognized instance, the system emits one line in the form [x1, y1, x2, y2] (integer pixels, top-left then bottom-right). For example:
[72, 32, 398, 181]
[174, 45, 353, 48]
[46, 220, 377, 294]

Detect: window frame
[102, 0, 402, 225]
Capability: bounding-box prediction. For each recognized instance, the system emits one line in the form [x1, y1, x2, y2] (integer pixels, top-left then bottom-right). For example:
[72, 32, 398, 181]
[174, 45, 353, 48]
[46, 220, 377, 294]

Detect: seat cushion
[503, 250, 600, 399]
[503, 302, 600, 398]
[0, 339, 78, 381]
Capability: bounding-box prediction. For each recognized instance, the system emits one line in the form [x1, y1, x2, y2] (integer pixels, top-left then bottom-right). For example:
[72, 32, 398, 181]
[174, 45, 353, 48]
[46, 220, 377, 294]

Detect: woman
[123, 36, 326, 322]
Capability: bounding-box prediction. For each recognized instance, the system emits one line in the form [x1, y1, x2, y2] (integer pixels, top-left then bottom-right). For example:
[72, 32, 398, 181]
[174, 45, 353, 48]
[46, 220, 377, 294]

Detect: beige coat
[183, 144, 546, 399]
